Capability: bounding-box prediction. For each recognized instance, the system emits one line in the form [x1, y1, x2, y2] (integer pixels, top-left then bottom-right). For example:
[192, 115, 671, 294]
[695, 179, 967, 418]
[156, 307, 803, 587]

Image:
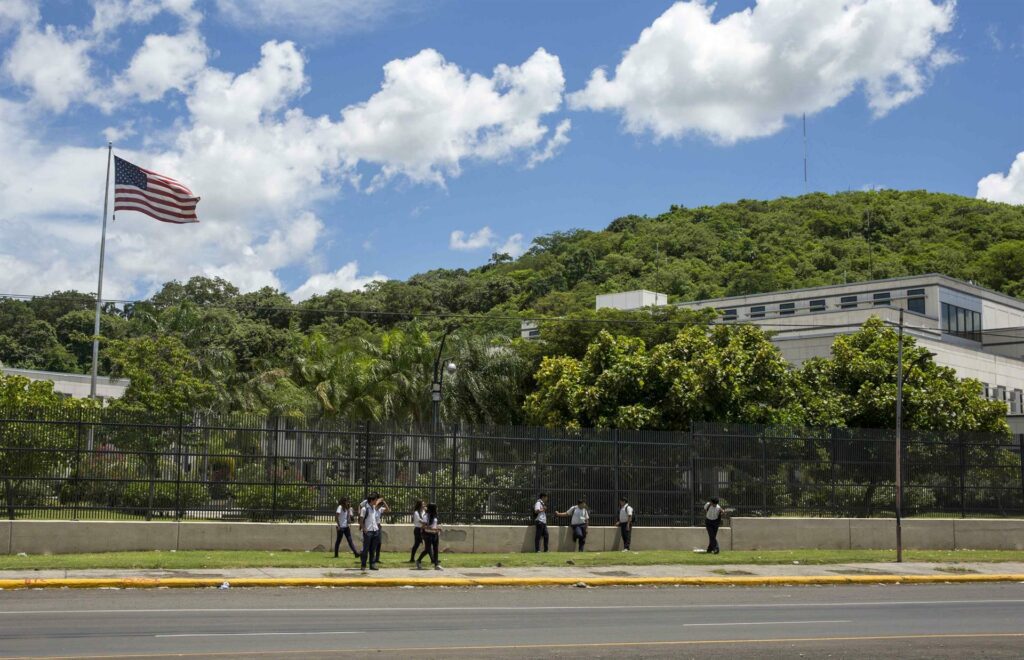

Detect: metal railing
[1, 407, 1021, 524]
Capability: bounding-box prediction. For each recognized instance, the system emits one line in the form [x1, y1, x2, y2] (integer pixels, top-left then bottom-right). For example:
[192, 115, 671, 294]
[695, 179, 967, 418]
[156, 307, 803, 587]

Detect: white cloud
[335, 47, 567, 188]
[103, 123, 137, 142]
[0, 0, 38, 33]
[527, 118, 571, 169]
[215, 0, 409, 33]
[2, 25, 94, 112]
[449, 226, 527, 257]
[977, 152, 1024, 205]
[569, 0, 956, 144]
[113, 30, 209, 102]
[90, 0, 200, 35]
[496, 233, 526, 258]
[291, 262, 387, 301]
[450, 227, 497, 251]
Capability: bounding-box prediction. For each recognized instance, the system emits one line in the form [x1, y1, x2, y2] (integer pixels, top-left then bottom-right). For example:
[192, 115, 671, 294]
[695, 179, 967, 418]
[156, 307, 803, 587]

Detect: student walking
[532, 493, 549, 552]
[703, 497, 730, 554]
[359, 493, 389, 571]
[556, 499, 590, 551]
[334, 497, 358, 558]
[617, 497, 633, 551]
[409, 499, 426, 563]
[416, 503, 443, 570]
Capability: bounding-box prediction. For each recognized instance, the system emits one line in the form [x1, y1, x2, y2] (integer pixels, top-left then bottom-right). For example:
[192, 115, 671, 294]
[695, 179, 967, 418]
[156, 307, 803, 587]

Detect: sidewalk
[3, 561, 1024, 588]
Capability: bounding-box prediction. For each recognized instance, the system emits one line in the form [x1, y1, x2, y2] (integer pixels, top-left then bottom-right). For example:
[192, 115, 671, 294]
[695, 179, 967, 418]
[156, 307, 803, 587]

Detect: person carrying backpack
[416, 503, 443, 570]
[556, 498, 590, 551]
[532, 493, 549, 552]
[617, 497, 633, 551]
[703, 497, 732, 554]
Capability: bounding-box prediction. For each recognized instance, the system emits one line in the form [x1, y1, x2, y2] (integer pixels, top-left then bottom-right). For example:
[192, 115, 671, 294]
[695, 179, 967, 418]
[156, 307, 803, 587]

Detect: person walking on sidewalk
[704, 497, 731, 554]
[373, 495, 388, 566]
[409, 499, 426, 563]
[359, 493, 388, 571]
[556, 498, 590, 551]
[533, 493, 549, 552]
[416, 503, 443, 570]
[617, 497, 633, 551]
[334, 497, 358, 558]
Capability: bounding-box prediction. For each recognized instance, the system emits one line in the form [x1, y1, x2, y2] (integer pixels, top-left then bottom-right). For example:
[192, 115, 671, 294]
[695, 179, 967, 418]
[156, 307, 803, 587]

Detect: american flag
[113, 156, 200, 224]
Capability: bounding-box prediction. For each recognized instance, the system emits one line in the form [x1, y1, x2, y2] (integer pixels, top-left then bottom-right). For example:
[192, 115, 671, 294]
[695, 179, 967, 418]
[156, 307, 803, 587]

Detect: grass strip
[2, 549, 1023, 571]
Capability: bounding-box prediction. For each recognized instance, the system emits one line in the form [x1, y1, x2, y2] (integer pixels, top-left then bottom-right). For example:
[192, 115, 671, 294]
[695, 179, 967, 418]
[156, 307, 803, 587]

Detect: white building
[596, 290, 668, 311]
[0, 366, 130, 403]
[597, 274, 1024, 434]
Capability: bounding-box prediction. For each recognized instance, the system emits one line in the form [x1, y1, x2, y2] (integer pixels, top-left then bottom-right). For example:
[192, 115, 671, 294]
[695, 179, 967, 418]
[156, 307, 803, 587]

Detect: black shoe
[370, 565, 379, 571]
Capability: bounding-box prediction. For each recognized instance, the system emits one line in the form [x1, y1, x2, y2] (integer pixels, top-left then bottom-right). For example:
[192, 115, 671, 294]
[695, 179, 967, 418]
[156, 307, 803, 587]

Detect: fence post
[271, 416, 279, 521]
[450, 423, 458, 520]
[958, 433, 967, 519]
[1019, 435, 1024, 518]
[362, 422, 370, 497]
[689, 422, 697, 528]
[73, 408, 84, 521]
[830, 429, 838, 517]
[533, 426, 541, 500]
[175, 412, 184, 520]
[760, 430, 769, 516]
[613, 428, 620, 520]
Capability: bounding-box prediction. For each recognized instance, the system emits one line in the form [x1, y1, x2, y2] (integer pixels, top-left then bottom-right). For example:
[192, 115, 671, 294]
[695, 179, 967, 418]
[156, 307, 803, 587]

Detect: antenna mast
[802, 113, 808, 192]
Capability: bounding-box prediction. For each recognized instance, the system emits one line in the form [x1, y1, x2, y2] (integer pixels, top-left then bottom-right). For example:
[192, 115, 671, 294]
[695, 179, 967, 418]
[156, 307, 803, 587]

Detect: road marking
[682, 619, 851, 627]
[2, 598, 1023, 616]
[3, 633, 1024, 659]
[154, 631, 358, 638]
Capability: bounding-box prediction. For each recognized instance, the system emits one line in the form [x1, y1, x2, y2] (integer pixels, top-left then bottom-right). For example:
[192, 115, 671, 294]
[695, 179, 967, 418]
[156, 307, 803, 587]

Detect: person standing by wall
[556, 498, 590, 551]
[703, 497, 731, 554]
[359, 492, 386, 571]
[617, 497, 633, 552]
[373, 495, 389, 565]
[533, 492, 549, 552]
[334, 497, 358, 559]
[416, 503, 443, 570]
[409, 499, 426, 563]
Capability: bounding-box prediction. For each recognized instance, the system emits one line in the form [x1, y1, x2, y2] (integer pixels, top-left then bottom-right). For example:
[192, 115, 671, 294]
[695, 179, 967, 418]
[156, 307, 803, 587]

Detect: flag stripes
[113, 156, 200, 224]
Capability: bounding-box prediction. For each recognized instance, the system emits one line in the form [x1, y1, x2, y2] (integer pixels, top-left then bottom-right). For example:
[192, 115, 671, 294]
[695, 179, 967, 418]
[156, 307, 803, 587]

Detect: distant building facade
[0, 366, 130, 403]
[596, 274, 1024, 429]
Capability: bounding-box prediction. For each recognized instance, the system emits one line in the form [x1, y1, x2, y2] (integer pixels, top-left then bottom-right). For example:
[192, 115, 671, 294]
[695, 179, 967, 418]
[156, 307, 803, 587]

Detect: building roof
[673, 273, 1024, 311]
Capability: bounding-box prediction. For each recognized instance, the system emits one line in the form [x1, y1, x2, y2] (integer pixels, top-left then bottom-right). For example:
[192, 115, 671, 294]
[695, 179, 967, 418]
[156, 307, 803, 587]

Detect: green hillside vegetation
[0, 190, 1020, 433]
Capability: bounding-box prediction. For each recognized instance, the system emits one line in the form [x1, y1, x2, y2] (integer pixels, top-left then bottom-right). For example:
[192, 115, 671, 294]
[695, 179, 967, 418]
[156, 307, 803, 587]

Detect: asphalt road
[1, 584, 1023, 659]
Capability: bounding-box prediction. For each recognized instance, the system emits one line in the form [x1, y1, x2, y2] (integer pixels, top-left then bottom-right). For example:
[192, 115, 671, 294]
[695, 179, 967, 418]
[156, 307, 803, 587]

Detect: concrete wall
[4, 518, 1022, 555]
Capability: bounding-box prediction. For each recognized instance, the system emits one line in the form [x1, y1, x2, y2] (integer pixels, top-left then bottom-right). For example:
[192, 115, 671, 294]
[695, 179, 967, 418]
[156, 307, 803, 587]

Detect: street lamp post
[430, 326, 458, 504]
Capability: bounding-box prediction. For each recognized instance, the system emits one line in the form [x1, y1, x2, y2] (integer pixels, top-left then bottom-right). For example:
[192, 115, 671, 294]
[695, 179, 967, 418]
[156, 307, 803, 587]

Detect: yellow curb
[1, 574, 1023, 590]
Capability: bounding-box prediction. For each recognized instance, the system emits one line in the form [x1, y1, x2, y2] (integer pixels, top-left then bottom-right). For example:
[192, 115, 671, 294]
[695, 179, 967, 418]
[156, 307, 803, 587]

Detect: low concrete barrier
[3, 518, 1021, 555]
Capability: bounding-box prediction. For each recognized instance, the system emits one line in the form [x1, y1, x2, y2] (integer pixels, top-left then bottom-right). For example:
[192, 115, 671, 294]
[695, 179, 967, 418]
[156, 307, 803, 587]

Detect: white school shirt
[335, 506, 351, 528]
[413, 510, 425, 528]
[534, 499, 547, 525]
[704, 502, 723, 521]
[361, 503, 380, 532]
[618, 504, 633, 524]
[424, 517, 439, 533]
[567, 506, 589, 526]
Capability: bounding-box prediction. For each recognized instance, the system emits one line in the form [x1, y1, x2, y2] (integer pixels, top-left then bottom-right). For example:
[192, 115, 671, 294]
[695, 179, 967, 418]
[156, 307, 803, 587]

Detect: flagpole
[89, 143, 113, 405]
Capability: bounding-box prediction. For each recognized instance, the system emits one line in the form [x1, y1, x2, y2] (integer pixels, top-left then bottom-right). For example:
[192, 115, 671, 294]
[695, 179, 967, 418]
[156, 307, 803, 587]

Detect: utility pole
[894, 308, 905, 563]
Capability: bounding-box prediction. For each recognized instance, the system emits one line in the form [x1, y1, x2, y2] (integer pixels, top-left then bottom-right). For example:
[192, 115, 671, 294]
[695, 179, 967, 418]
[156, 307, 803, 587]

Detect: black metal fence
[1, 407, 1022, 525]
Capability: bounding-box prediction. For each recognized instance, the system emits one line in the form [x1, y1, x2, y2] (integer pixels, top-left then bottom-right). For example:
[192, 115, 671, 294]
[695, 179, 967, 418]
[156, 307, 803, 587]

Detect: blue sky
[1, 0, 1022, 300]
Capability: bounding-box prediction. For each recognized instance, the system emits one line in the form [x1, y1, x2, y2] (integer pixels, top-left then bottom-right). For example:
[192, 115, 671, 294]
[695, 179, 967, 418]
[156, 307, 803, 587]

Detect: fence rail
[1, 408, 1021, 525]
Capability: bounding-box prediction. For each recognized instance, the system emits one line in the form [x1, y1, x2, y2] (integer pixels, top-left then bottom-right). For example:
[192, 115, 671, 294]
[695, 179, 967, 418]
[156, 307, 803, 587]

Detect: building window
[872, 291, 891, 306]
[779, 302, 795, 316]
[750, 305, 765, 319]
[720, 308, 737, 321]
[809, 299, 826, 312]
[840, 295, 858, 310]
[941, 302, 982, 342]
[907, 288, 926, 314]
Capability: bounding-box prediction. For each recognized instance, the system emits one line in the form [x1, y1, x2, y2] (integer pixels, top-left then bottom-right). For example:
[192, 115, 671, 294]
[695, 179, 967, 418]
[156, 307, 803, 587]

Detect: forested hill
[1, 190, 1023, 379]
[348, 189, 1024, 317]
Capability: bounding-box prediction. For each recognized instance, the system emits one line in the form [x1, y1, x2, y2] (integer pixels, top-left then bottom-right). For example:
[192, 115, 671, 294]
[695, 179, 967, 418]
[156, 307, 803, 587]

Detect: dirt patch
[827, 567, 893, 576]
[590, 570, 636, 577]
[711, 569, 756, 576]
[934, 566, 979, 574]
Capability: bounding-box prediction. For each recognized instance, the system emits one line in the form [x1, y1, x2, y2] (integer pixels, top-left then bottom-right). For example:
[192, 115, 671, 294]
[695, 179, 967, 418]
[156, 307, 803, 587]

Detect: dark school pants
[418, 533, 439, 565]
[410, 526, 423, 561]
[535, 522, 549, 552]
[334, 526, 357, 557]
[571, 524, 587, 551]
[619, 522, 631, 550]
[361, 530, 381, 567]
[374, 525, 383, 563]
[705, 519, 721, 553]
